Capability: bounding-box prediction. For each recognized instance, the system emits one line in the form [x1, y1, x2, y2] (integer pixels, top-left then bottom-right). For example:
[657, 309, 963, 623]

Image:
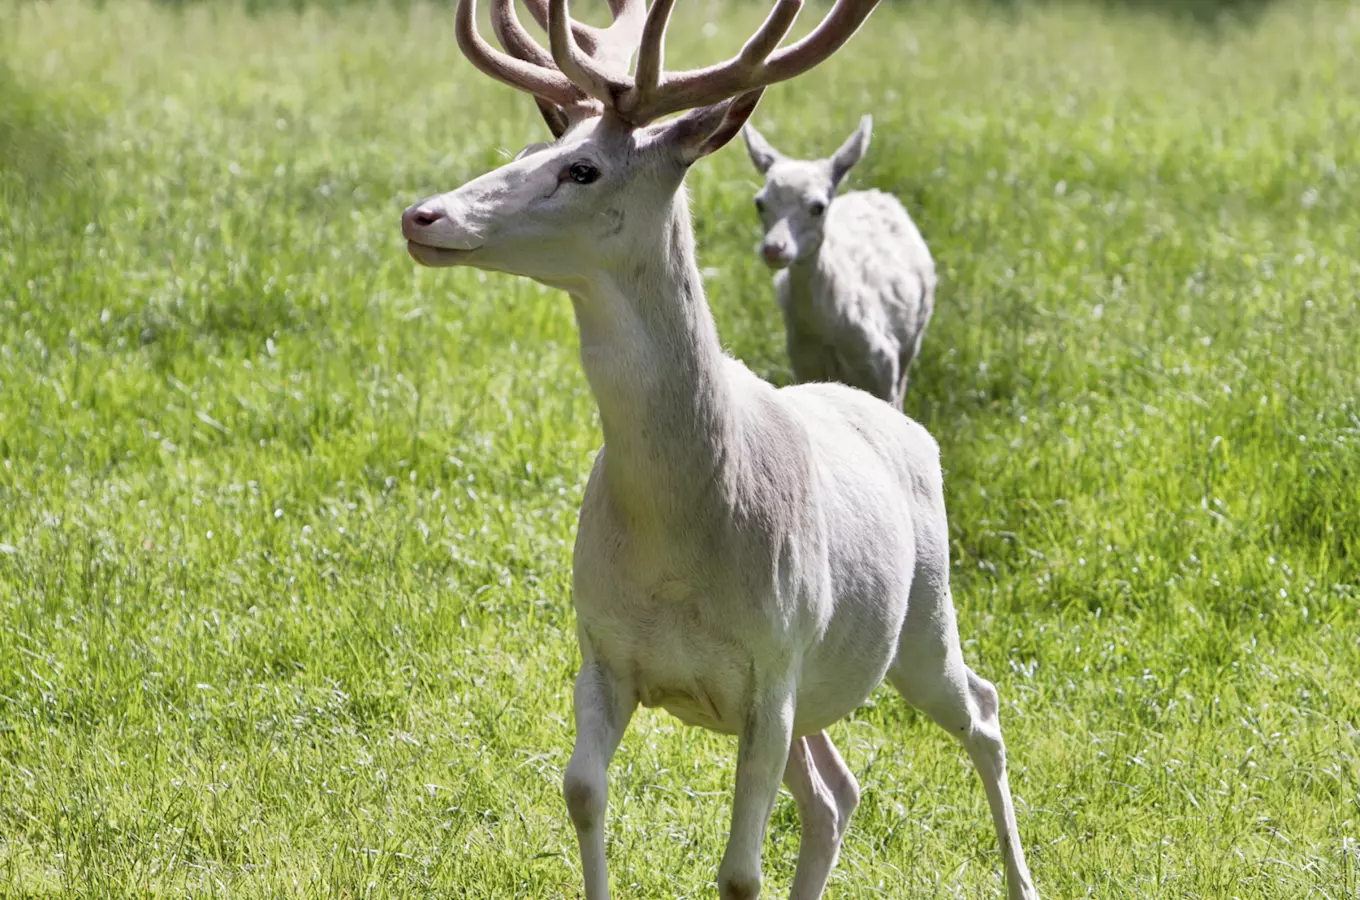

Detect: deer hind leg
[857, 337, 902, 408]
[886, 583, 1039, 900]
[564, 659, 636, 900]
[894, 317, 931, 408]
[782, 732, 861, 900]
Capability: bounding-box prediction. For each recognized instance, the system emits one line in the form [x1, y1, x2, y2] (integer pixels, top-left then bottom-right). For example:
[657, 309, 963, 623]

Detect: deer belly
[789, 588, 907, 734]
[629, 639, 895, 738]
[638, 682, 739, 733]
[640, 622, 749, 733]
[791, 640, 898, 734]
[587, 612, 750, 734]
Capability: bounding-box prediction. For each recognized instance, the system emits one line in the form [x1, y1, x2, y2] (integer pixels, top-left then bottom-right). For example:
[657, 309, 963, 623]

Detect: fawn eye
[568, 162, 600, 185]
[809, 200, 827, 217]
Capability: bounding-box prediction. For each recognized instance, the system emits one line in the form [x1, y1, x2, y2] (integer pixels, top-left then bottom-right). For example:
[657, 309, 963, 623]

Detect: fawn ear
[830, 114, 872, 186]
[656, 90, 766, 166]
[741, 121, 783, 174]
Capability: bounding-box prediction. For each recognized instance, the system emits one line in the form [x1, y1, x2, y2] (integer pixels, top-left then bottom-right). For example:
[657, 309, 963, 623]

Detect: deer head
[401, 0, 881, 288]
[743, 114, 872, 268]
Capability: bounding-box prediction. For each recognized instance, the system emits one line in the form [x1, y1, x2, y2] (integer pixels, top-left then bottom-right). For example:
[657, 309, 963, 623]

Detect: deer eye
[568, 162, 600, 185]
[809, 200, 827, 217]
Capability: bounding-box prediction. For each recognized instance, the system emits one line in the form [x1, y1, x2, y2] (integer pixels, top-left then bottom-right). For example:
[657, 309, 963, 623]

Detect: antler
[489, 0, 644, 73]
[458, 0, 881, 128]
[524, 0, 645, 72]
[489, 0, 555, 68]
[458, 0, 647, 120]
[456, 0, 586, 109]
[616, 0, 881, 124]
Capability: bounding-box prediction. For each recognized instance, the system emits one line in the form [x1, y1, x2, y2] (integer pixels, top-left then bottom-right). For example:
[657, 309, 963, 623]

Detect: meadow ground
[2, 0, 1358, 896]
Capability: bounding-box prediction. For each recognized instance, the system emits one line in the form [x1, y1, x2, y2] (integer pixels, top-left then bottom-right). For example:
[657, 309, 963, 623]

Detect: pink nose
[402, 205, 444, 239]
[761, 243, 790, 265]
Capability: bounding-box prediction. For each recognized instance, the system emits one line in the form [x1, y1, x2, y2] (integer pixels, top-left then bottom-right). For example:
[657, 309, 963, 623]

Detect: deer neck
[790, 247, 825, 280]
[568, 191, 736, 522]
[784, 247, 830, 319]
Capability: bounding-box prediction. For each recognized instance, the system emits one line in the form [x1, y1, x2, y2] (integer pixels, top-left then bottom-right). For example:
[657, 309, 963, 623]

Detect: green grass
[1, 0, 1358, 896]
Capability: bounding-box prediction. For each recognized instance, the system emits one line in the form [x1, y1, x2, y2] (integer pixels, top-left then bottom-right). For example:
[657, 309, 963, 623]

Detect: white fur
[403, 107, 1035, 900]
[744, 115, 936, 409]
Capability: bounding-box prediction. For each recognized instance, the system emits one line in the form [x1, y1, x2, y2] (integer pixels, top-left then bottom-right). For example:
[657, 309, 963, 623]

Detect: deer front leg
[717, 682, 796, 900]
[563, 658, 636, 900]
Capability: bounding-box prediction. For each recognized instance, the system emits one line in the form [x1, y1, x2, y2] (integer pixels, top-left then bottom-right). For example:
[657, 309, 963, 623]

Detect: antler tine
[534, 0, 645, 70]
[591, 0, 646, 73]
[623, 0, 880, 125]
[489, 0, 555, 68]
[738, 0, 804, 65]
[456, 0, 585, 107]
[518, 0, 644, 75]
[548, 0, 632, 105]
[761, 0, 879, 80]
[521, 0, 606, 56]
[622, 0, 799, 123]
[519, 0, 551, 31]
[631, 0, 676, 98]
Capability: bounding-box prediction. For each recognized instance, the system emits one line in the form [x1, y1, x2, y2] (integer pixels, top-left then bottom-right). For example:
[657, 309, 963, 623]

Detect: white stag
[401, 1, 1038, 898]
[742, 116, 936, 409]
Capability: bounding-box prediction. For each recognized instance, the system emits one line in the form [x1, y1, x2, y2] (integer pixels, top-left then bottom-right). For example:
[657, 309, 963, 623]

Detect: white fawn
[743, 116, 936, 409]
[400, 1, 1038, 898]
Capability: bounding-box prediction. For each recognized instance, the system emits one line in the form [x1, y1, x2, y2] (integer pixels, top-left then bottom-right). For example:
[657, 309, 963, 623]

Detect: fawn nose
[761, 241, 791, 267]
[402, 204, 445, 239]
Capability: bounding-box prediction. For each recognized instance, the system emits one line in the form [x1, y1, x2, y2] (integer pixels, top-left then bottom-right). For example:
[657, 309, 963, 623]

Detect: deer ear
[534, 98, 571, 139]
[830, 114, 872, 185]
[741, 122, 782, 174]
[657, 90, 766, 166]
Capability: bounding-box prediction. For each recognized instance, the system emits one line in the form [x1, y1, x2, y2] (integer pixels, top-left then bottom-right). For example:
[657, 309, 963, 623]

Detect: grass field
[2, 0, 1359, 896]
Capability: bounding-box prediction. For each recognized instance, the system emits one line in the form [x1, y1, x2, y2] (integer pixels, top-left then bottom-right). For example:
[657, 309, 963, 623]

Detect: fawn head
[742, 114, 872, 268]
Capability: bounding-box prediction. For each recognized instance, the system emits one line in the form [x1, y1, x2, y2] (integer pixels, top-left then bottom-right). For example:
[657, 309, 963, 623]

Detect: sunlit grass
[1, 0, 1358, 897]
